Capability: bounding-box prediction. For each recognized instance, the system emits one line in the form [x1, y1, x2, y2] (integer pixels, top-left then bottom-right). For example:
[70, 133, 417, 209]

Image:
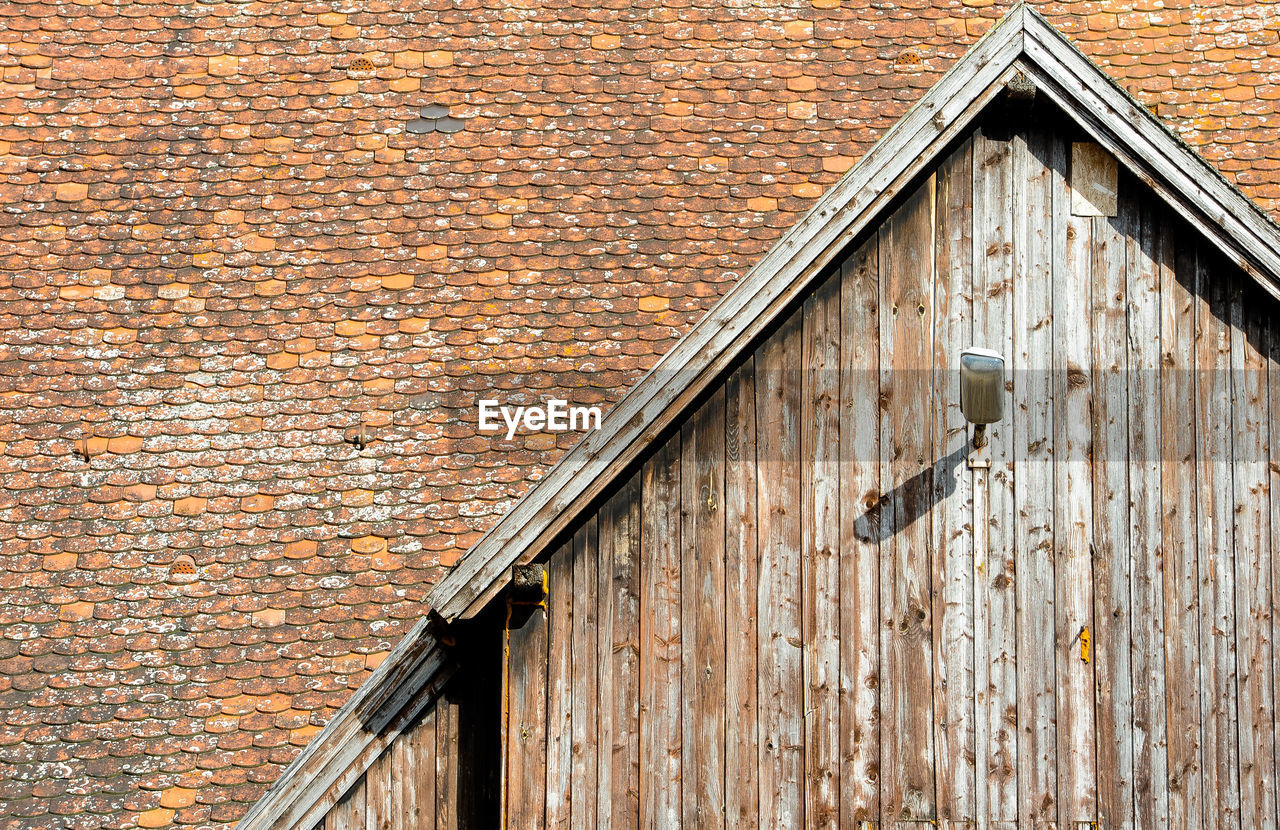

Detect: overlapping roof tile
[2, 0, 1279, 826]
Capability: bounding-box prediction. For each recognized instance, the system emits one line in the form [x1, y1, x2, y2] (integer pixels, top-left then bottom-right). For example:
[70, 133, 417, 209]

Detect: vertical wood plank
[570, 519, 599, 830]
[1127, 197, 1170, 830]
[839, 235, 881, 827]
[879, 172, 938, 821]
[389, 721, 411, 830]
[725, 360, 761, 830]
[755, 308, 804, 827]
[598, 476, 642, 830]
[640, 435, 682, 829]
[436, 689, 458, 830]
[1160, 222, 1204, 828]
[365, 746, 393, 830]
[397, 726, 414, 830]
[506, 596, 548, 830]
[971, 123, 1017, 825]
[410, 708, 437, 830]
[1012, 125, 1057, 826]
[545, 542, 574, 829]
[802, 272, 841, 828]
[931, 133, 975, 826]
[1193, 246, 1241, 830]
[1270, 288, 1280, 826]
[1231, 276, 1276, 829]
[1053, 130, 1097, 825]
[326, 775, 366, 830]
[1092, 190, 1133, 830]
[682, 389, 727, 829]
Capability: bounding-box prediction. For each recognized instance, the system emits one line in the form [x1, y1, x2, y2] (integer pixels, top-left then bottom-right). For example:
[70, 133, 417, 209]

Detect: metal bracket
[967, 428, 991, 469]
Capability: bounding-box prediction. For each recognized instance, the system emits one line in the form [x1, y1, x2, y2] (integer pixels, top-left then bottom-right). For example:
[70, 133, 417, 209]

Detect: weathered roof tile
[2, 0, 1279, 825]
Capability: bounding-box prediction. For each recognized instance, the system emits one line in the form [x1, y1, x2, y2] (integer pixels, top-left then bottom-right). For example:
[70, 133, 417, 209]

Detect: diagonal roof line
[1017, 11, 1280, 300]
[427, 3, 1029, 621]
[241, 5, 1280, 826]
[235, 621, 455, 830]
[430, 3, 1280, 623]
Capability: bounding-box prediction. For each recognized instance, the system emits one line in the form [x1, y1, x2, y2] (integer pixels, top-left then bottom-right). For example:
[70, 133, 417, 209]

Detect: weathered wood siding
[503, 114, 1279, 828]
[315, 638, 501, 830]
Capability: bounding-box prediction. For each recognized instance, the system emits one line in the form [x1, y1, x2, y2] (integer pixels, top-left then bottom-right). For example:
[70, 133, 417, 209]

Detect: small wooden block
[1070, 141, 1118, 217]
[967, 440, 991, 469]
[511, 563, 546, 600]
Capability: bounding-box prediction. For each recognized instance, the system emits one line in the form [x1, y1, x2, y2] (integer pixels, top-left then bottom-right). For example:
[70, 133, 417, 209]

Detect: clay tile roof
[0, 0, 1277, 826]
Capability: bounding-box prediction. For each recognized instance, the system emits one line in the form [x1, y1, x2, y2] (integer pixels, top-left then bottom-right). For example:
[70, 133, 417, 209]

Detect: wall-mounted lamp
[959, 346, 1005, 452]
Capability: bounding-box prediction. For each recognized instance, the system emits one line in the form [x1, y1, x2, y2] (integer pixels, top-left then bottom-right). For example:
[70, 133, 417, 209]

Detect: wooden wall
[317, 630, 501, 830]
[502, 115, 1280, 828]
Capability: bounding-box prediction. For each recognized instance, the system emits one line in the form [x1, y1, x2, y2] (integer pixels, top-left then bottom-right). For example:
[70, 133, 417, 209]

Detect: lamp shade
[959, 347, 1005, 425]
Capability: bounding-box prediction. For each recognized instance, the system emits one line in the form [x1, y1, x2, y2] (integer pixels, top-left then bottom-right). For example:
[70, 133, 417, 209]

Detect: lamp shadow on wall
[853, 442, 969, 543]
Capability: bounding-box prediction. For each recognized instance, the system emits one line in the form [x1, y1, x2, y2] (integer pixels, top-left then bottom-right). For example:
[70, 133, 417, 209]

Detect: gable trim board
[236, 6, 1280, 829]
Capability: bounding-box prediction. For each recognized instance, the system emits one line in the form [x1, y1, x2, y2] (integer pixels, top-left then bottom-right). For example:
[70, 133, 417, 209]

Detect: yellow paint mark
[1080, 626, 1090, 663]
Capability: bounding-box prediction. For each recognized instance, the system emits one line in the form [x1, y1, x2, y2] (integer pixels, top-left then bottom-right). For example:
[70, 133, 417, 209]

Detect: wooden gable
[239, 7, 1280, 830]
[495, 110, 1280, 826]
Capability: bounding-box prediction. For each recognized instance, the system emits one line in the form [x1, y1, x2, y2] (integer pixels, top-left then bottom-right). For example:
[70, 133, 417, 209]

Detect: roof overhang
[238, 6, 1280, 828]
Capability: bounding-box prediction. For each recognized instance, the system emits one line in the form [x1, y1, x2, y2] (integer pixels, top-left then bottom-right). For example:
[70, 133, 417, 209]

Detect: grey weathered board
[683, 390, 728, 828]
[971, 123, 1017, 826]
[315, 115, 1280, 829]
[1012, 126, 1055, 825]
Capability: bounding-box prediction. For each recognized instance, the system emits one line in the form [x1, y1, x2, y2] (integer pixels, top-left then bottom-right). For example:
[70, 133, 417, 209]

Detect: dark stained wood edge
[1269, 274, 1280, 826]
